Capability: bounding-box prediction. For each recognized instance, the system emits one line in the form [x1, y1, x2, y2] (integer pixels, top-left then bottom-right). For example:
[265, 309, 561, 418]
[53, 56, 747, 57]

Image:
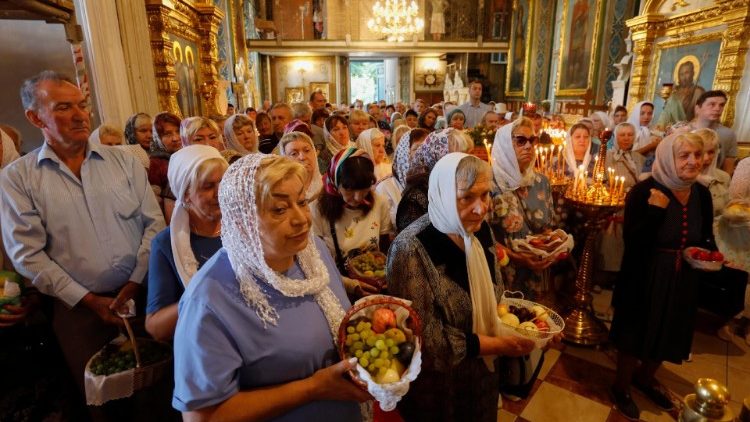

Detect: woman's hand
[308, 358, 373, 403]
[507, 249, 555, 272]
[494, 335, 535, 357]
[647, 189, 670, 208]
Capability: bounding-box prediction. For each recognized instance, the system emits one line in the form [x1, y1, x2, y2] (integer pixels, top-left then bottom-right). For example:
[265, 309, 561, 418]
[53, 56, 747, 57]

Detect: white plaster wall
[0, 20, 77, 152]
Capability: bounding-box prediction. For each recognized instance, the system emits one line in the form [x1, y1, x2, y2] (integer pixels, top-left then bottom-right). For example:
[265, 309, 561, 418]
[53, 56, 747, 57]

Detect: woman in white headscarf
[387, 152, 534, 422]
[145, 145, 227, 341]
[692, 128, 730, 215]
[590, 111, 613, 148]
[598, 123, 646, 273]
[223, 113, 258, 159]
[172, 153, 369, 420]
[488, 117, 557, 298]
[278, 131, 323, 202]
[356, 128, 391, 182]
[562, 122, 596, 178]
[628, 101, 660, 172]
[610, 132, 715, 421]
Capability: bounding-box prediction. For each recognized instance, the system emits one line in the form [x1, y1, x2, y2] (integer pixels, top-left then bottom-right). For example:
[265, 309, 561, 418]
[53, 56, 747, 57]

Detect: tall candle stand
[561, 129, 625, 346]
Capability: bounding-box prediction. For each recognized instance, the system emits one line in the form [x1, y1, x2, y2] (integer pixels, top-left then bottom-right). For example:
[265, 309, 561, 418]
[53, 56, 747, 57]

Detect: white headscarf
[564, 126, 592, 176]
[223, 114, 258, 155]
[323, 117, 355, 157]
[356, 128, 385, 161]
[218, 153, 345, 335]
[428, 152, 500, 371]
[491, 122, 536, 192]
[0, 129, 20, 169]
[278, 132, 324, 201]
[168, 145, 225, 287]
[652, 134, 696, 191]
[592, 111, 613, 132]
[627, 101, 653, 150]
[611, 123, 639, 175]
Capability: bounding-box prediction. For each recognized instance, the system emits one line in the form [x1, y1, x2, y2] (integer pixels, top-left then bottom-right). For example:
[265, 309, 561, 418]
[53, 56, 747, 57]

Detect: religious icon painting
[556, 0, 604, 96]
[648, 35, 722, 127]
[506, 0, 533, 97]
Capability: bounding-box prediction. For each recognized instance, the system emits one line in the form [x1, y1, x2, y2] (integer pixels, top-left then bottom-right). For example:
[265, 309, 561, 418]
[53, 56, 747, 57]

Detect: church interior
[1, 1, 750, 421]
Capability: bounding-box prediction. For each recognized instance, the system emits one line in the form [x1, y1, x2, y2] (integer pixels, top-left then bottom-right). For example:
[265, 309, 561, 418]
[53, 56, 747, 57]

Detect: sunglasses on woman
[513, 135, 539, 147]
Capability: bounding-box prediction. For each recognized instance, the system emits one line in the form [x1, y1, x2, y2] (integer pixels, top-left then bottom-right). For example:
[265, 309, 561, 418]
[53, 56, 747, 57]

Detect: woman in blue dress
[488, 117, 557, 299]
[172, 154, 369, 421]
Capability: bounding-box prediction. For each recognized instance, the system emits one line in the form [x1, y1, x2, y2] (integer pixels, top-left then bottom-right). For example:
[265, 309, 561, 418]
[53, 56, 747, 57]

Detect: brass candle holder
[561, 129, 624, 346]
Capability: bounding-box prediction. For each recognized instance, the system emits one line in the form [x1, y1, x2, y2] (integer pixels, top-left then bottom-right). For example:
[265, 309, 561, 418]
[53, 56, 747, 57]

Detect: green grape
[390, 346, 399, 355]
[366, 337, 376, 347]
[370, 348, 379, 358]
[374, 358, 385, 368]
[360, 331, 370, 340]
[375, 340, 386, 350]
[359, 357, 369, 368]
[346, 326, 355, 334]
[363, 322, 372, 330]
[380, 350, 389, 359]
[353, 341, 364, 351]
[385, 339, 394, 347]
[345, 338, 353, 347]
[355, 350, 363, 358]
[356, 321, 366, 332]
[368, 364, 377, 373]
[350, 333, 360, 341]
[362, 351, 371, 360]
[376, 334, 386, 341]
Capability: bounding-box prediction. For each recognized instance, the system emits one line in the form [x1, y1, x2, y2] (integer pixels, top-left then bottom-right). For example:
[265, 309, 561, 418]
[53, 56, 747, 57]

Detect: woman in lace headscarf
[395, 128, 472, 231]
[172, 153, 369, 420]
[146, 145, 227, 341]
[388, 153, 534, 421]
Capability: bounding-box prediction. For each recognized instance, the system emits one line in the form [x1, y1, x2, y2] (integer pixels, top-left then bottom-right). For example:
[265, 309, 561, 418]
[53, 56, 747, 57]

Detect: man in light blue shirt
[0, 71, 165, 398]
[458, 80, 493, 129]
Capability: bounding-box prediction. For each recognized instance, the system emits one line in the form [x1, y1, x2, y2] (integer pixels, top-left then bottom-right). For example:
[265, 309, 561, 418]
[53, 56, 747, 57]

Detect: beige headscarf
[491, 122, 536, 192]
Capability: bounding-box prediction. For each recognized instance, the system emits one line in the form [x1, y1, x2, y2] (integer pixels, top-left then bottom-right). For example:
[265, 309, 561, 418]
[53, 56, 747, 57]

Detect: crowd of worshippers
[0, 70, 749, 422]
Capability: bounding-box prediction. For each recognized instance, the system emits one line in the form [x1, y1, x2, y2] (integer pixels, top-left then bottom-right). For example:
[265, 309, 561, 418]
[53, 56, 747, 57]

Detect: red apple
[709, 251, 724, 262]
[557, 252, 570, 261]
[534, 320, 550, 332]
[691, 249, 703, 260]
[372, 308, 397, 333]
[697, 251, 711, 261]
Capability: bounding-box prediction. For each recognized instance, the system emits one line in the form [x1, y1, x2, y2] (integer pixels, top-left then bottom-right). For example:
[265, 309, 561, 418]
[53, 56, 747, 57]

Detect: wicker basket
[346, 251, 388, 289]
[498, 291, 564, 349]
[683, 247, 723, 272]
[84, 318, 171, 406]
[337, 295, 423, 411]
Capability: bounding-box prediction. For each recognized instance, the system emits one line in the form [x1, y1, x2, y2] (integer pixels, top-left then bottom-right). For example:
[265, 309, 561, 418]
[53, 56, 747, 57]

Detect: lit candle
[483, 139, 492, 165]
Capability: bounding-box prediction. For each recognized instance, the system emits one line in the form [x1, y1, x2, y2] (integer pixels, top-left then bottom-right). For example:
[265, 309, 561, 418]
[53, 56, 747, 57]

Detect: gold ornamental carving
[146, 0, 224, 118]
[626, 0, 750, 127]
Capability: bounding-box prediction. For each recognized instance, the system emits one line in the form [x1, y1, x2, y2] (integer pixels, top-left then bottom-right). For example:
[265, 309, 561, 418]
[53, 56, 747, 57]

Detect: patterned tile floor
[496, 288, 750, 421]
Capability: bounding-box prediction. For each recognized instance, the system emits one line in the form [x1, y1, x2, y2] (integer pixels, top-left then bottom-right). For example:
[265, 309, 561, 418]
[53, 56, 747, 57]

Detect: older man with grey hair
[0, 71, 165, 409]
[292, 101, 325, 151]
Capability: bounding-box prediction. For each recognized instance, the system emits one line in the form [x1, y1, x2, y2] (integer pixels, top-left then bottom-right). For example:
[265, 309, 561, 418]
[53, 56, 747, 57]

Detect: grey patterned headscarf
[393, 130, 412, 186]
[218, 153, 345, 334]
[124, 113, 152, 147]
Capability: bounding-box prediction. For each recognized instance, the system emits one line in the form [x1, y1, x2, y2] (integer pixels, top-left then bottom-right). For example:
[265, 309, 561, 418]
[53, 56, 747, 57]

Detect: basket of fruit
[510, 230, 574, 260]
[346, 251, 388, 289]
[338, 295, 422, 411]
[84, 318, 171, 406]
[683, 247, 724, 272]
[0, 272, 23, 313]
[496, 292, 564, 349]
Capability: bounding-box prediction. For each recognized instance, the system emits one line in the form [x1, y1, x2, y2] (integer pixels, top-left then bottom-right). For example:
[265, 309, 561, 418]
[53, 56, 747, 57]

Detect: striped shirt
[458, 101, 493, 129]
[1, 141, 165, 306]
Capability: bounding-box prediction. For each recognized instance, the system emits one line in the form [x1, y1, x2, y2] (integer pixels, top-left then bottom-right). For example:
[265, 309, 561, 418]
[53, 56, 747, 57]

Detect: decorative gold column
[625, 14, 664, 111]
[714, 1, 750, 127]
[195, 3, 224, 117]
[145, 2, 181, 116]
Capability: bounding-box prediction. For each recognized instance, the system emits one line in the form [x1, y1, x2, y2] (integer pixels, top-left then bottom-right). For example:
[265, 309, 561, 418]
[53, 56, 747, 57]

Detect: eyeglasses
[513, 135, 539, 147]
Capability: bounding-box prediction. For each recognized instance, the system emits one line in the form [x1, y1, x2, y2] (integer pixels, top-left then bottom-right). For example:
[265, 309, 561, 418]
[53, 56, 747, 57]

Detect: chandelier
[367, 0, 425, 42]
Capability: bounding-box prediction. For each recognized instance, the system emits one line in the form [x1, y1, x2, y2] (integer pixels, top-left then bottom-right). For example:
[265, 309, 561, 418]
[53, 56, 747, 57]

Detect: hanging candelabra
[366, 0, 425, 42]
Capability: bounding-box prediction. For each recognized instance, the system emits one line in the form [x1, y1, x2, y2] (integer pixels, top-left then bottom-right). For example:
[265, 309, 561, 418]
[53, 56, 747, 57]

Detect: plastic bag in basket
[496, 292, 564, 349]
[339, 295, 422, 412]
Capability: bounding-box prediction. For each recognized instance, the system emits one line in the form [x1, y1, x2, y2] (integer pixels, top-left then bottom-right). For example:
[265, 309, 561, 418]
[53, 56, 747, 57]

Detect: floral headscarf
[392, 130, 412, 186]
[124, 113, 152, 147]
[409, 128, 454, 172]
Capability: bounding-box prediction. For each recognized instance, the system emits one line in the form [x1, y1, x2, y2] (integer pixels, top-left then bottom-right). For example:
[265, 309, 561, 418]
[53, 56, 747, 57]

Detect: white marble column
[75, 0, 134, 127]
[115, 0, 160, 117]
